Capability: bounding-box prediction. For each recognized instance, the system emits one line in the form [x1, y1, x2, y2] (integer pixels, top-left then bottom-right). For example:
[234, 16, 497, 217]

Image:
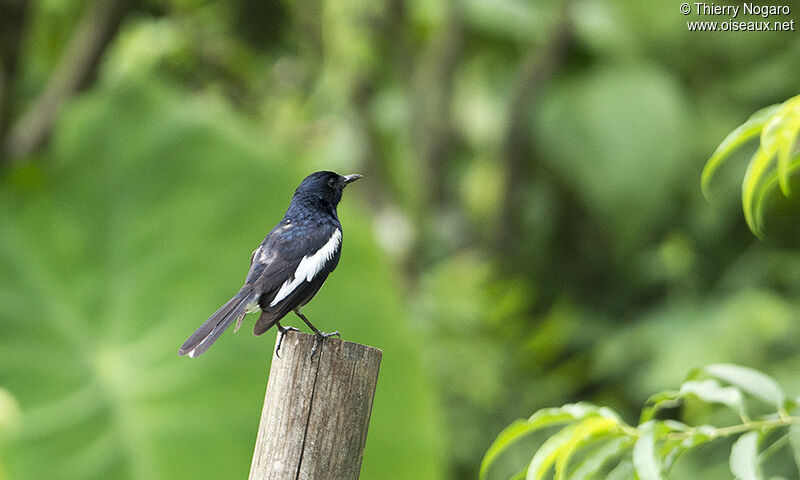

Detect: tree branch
[494, 1, 574, 250]
[411, 0, 464, 207]
[3, 0, 130, 163]
[0, 0, 30, 148]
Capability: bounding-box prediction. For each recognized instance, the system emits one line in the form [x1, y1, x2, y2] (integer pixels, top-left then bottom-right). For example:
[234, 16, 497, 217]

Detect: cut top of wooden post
[249, 332, 382, 480]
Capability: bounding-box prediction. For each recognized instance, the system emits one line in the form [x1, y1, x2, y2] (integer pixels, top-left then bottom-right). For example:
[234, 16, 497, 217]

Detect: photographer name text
[692, 2, 789, 18]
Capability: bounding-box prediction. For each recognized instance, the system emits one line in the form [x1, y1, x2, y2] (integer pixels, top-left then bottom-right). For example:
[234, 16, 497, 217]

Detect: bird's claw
[275, 326, 301, 358]
[310, 331, 340, 358]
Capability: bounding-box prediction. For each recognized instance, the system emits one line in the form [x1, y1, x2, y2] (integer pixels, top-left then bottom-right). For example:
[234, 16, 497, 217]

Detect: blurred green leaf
[535, 66, 691, 250]
[660, 424, 715, 470]
[771, 97, 800, 195]
[527, 424, 580, 480]
[703, 95, 800, 239]
[680, 379, 747, 420]
[554, 417, 619, 480]
[605, 458, 634, 480]
[701, 104, 781, 197]
[742, 138, 781, 236]
[463, 0, 545, 41]
[510, 470, 528, 480]
[566, 436, 632, 480]
[480, 419, 538, 480]
[730, 431, 762, 480]
[480, 403, 618, 479]
[640, 390, 680, 423]
[0, 388, 21, 439]
[702, 364, 786, 413]
[750, 154, 800, 244]
[789, 424, 800, 475]
[632, 422, 663, 480]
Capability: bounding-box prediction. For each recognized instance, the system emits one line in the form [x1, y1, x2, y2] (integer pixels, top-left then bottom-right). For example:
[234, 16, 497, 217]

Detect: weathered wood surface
[248, 331, 382, 480]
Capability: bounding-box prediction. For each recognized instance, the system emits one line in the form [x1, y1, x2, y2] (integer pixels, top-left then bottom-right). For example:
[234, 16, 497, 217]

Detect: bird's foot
[275, 324, 301, 358]
[310, 330, 340, 358]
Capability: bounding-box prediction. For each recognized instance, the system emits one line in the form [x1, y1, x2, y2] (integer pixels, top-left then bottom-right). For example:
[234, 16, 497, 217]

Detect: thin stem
[667, 416, 800, 441]
[759, 433, 790, 463]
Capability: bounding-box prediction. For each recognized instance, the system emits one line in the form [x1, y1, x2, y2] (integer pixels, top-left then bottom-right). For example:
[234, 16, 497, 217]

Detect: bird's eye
[327, 178, 337, 188]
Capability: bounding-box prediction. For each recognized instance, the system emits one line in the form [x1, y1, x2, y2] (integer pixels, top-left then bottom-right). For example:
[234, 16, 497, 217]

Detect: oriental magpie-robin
[178, 171, 362, 358]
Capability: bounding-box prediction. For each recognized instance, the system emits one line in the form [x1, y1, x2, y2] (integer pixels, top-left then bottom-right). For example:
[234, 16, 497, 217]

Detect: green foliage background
[0, 0, 799, 479]
[0, 79, 440, 479]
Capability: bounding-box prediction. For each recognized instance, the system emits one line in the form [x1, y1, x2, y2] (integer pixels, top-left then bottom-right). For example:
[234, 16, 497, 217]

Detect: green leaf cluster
[480, 364, 800, 480]
[702, 95, 800, 239]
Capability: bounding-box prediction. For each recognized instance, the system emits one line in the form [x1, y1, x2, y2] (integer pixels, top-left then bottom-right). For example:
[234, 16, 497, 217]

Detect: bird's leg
[274, 322, 300, 358]
[294, 310, 339, 357]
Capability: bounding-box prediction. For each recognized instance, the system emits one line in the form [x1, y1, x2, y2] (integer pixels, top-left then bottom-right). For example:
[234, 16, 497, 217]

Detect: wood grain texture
[249, 331, 382, 480]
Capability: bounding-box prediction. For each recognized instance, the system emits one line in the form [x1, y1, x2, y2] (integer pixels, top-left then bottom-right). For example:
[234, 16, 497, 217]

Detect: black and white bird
[178, 171, 362, 358]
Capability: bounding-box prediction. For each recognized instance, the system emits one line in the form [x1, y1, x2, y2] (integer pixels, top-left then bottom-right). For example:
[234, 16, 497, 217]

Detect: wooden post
[248, 331, 382, 480]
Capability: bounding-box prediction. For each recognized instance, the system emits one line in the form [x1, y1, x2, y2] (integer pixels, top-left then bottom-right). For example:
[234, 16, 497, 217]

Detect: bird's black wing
[250, 221, 342, 335]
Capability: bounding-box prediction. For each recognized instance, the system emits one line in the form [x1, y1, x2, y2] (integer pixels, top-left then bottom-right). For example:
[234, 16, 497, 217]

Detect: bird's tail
[178, 287, 255, 358]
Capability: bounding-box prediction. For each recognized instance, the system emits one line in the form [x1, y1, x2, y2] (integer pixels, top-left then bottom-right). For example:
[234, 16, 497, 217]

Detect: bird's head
[293, 171, 362, 209]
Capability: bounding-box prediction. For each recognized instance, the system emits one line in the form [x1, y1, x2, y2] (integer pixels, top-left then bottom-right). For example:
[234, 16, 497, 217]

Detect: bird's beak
[342, 174, 363, 185]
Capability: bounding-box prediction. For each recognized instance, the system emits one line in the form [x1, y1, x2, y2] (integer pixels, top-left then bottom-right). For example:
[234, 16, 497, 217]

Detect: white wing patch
[270, 229, 341, 307]
[259, 246, 276, 264]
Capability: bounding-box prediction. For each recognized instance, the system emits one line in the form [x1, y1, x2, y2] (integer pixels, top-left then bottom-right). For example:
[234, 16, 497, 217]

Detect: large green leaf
[0, 78, 442, 480]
